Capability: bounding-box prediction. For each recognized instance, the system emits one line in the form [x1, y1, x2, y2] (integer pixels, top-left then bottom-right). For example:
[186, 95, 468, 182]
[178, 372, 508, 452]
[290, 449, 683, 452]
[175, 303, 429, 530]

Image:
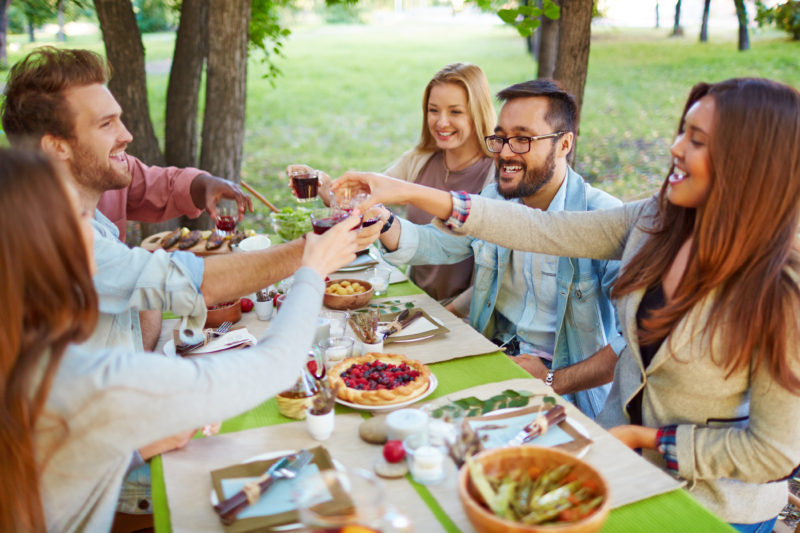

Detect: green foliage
[249, 0, 293, 84]
[133, 0, 175, 33]
[474, 0, 559, 37]
[755, 1, 800, 40]
[448, 389, 535, 417]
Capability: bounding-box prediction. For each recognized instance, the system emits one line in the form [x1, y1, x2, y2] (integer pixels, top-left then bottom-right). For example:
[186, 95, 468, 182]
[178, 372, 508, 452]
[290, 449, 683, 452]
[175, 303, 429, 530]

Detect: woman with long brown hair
[335, 77, 800, 530]
[0, 148, 360, 532]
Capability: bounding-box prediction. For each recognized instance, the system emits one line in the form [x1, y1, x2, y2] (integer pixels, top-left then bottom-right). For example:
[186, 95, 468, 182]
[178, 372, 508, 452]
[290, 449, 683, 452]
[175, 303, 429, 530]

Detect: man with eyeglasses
[366, 79, 624, 418]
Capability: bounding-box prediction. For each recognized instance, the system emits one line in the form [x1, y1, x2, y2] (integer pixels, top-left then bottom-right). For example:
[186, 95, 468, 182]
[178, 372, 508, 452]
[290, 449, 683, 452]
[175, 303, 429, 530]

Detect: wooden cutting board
[139, 230, 234, 256]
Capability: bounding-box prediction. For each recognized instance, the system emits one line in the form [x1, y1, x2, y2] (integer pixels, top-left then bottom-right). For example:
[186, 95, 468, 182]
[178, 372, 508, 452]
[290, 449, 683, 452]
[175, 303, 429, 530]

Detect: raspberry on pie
[328, 353, 431, 406]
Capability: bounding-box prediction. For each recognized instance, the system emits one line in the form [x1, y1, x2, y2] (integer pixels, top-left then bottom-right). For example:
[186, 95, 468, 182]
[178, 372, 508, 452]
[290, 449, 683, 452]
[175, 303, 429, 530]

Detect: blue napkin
[468, 412, 574, 449]
[220, 464, 324, 519]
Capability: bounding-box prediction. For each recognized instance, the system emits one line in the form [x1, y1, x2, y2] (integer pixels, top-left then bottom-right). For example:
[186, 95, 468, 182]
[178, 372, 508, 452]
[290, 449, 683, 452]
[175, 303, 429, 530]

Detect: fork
[211, 321, 233, 337]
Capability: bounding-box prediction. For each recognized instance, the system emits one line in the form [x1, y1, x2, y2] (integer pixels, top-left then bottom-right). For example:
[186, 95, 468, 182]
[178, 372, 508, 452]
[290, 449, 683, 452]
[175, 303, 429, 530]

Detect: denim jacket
[383, 167, 625, 418]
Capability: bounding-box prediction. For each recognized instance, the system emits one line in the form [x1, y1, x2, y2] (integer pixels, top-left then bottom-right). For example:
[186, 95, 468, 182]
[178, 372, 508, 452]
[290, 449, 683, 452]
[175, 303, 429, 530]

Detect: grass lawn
[5, 13, 799, 233]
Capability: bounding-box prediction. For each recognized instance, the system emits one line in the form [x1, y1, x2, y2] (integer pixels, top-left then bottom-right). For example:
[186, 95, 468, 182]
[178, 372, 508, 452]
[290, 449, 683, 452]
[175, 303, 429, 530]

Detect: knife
[214, 450, 313, 525]
[506, 404, 567, 447]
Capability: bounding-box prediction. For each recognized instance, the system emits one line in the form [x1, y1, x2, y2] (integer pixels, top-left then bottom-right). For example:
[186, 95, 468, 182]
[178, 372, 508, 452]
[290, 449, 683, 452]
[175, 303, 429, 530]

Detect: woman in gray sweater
[0, 148, 361, 532]
[336, 77, 800, 531]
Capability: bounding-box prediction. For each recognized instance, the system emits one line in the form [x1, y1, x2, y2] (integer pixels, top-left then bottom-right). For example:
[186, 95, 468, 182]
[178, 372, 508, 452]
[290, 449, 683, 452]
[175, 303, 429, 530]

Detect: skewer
[240, 180, 280, 213]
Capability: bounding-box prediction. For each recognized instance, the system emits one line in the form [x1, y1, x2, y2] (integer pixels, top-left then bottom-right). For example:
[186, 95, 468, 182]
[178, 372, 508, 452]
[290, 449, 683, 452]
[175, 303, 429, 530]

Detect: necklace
[443, 151, 483, 183]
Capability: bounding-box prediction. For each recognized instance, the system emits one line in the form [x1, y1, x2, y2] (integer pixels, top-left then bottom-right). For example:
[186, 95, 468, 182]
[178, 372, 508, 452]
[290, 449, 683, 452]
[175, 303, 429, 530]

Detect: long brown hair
[613, 78, 800, 392]
[0, 149, 98, 530]
[415, 62, 495, 157]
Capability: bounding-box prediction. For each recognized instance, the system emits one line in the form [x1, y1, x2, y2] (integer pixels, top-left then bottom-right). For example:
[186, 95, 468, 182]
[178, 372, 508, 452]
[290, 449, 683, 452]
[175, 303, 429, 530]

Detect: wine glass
[293, 468, 387, 532]
[215, 198, 238, 236]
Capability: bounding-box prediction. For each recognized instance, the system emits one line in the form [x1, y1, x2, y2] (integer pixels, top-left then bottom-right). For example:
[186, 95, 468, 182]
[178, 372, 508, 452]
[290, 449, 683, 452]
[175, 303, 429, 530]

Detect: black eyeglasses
[484, 132, 566, 154]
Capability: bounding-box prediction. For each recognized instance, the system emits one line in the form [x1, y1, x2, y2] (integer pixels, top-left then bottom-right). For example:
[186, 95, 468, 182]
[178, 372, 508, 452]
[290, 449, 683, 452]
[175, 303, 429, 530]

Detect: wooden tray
[140, 230, 235, 256]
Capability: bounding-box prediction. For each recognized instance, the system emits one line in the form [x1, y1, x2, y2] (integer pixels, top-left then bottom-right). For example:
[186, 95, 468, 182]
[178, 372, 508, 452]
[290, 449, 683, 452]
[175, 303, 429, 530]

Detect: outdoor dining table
[150, 276, 734, 532]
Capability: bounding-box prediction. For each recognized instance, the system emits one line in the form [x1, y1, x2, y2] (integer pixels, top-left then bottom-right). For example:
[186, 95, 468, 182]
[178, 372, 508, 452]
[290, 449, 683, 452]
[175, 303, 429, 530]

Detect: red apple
[240, 298, 254, 312]
[383, 440, 405, 463]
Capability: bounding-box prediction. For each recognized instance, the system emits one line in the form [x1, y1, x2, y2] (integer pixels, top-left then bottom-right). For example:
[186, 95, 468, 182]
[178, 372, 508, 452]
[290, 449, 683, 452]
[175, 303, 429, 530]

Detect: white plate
[485, 406, 592, 458]
[334, 374, 438, 411]
[336, 253, 379, 273]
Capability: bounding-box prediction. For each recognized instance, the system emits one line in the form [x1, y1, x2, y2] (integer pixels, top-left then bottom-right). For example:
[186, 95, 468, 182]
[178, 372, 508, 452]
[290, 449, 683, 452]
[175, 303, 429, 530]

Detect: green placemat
[152, 280, 732, 533]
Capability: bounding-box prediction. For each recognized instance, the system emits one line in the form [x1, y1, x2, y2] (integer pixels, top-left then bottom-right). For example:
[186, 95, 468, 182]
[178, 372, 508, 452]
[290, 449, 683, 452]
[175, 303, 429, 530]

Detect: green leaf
[508, 397, 529, 408]
[404, 302, 415, 309]
[502, 389, 521, 399]
[543, 396, 557, 407]
[543, 0, 561, 20]
[498, 8, 518, 24]
[517, 5, 542, 17]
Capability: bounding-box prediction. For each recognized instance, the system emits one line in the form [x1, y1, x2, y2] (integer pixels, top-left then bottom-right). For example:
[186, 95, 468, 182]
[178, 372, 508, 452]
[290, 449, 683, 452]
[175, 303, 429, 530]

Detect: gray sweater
[448, 196, 800, 523]
[36, 267, 323, 532]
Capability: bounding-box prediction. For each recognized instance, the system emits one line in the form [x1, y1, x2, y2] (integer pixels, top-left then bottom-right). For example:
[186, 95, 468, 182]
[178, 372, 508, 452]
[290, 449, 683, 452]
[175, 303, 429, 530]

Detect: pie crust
[328, 353, 431, 406]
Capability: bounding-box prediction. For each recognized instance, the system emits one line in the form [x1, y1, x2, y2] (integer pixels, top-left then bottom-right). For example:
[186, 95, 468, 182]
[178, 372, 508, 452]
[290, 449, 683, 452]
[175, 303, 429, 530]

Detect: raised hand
[286, 164, 332, 206]
[193, 174, 253, 222]
[301, 213, 361, 277]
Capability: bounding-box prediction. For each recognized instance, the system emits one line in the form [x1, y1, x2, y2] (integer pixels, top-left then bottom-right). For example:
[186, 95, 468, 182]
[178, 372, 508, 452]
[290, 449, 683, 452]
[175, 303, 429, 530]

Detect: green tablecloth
[151, 280, 733, 532]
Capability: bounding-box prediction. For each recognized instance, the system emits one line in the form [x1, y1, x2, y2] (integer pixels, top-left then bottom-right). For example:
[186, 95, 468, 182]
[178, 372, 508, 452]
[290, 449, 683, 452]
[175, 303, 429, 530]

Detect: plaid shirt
[444, 190, 471, 229]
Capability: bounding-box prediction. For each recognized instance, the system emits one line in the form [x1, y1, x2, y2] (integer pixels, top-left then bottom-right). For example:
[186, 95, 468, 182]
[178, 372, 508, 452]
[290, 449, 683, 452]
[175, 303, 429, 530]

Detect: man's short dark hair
[2, 47, 109, 147]
[496, 79, 577, 135]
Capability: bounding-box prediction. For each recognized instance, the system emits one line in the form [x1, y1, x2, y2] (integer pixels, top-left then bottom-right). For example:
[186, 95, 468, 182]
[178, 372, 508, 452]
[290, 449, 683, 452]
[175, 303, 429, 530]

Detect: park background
[2, 1, 798, 528]
[1, 0, 798, 231]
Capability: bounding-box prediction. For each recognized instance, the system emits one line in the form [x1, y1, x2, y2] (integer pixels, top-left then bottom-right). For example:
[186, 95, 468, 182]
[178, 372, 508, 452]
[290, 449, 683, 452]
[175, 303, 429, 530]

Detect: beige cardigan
[446, 195, 800, 523]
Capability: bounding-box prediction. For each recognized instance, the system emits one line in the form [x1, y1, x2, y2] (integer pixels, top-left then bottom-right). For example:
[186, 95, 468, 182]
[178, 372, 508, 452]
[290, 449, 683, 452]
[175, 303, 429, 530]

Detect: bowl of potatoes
[323, 279, 374, 310]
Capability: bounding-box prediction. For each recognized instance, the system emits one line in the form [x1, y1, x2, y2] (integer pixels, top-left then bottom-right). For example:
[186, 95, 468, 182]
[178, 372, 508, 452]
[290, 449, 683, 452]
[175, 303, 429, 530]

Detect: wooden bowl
[323, 279, 374, 310]
[458, 446, 611, 533]
[205, 299, 242, 328]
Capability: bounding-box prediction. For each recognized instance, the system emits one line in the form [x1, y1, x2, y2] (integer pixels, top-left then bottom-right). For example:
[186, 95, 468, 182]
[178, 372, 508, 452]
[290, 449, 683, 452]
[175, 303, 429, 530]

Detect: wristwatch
[380, 212, 395, 234]
[545, 370, 555, 387]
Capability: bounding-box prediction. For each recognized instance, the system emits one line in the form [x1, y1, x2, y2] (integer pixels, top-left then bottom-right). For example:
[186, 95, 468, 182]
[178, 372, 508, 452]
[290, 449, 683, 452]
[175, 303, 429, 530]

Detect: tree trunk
[200, 0, 250, 182]
[699, 0, 710, 42]
[94, 0, 164, 165]
[0, 0, 8, 66]
[733, 0, 750, 51]
[27, 21, 35, 42]
[553, 0, 592, 164]
[165, 0, 208, 170]
[655, 1, 660, 28]
[525, 0, 538, 57]
[672, 0, 683, 36]
[57, 0, 66, 42]
[537, 4, 559, 79]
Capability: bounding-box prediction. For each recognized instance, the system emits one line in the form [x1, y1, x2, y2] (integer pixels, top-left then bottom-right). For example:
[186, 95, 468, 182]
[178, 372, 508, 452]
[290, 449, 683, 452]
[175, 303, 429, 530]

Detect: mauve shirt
[405, 151, 494, 301]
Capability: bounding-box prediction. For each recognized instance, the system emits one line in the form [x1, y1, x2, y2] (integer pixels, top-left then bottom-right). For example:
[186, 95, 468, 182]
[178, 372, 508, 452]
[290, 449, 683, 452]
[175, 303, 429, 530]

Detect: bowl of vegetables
[270, 207, 312, 242]
[458, 446, 610, 533]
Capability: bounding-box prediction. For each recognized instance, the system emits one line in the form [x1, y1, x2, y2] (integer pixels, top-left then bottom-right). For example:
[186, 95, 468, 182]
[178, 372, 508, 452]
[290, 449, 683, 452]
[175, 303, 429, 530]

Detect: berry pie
[328, 353, 431, 406]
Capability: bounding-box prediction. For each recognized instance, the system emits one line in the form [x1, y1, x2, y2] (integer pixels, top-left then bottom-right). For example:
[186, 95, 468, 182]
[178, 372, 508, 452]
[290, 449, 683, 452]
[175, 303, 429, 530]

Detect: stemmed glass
[293, 468, 387, 532]
[214, 198, 238, 236]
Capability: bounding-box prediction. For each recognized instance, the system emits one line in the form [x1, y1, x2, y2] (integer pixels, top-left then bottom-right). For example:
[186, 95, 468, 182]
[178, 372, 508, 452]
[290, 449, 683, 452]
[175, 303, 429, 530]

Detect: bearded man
[374, 80, 625, 418]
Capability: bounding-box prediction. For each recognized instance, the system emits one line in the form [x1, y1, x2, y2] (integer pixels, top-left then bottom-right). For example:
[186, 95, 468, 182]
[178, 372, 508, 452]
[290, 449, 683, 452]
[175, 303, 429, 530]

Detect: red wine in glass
[292, 173, 319, 202]
[361, 216, 380, 228]
[311, 217, 338, 234]
[216, 215, 237, 233]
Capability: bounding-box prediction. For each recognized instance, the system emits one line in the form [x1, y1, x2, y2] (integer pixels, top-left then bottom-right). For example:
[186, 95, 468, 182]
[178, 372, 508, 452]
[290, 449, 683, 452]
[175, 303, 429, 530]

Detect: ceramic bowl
[458, 446, 610, 533]
[323, 279, 374, 310]
[205, 299, 242, 328]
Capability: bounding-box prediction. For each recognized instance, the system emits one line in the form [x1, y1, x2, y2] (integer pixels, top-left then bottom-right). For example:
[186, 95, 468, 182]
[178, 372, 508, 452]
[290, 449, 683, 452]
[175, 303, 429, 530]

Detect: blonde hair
[414, 62, 495, 157]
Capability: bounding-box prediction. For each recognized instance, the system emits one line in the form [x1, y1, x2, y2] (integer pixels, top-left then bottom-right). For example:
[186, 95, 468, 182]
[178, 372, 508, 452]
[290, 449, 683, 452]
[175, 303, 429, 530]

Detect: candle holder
[402, 433, 446, 485]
